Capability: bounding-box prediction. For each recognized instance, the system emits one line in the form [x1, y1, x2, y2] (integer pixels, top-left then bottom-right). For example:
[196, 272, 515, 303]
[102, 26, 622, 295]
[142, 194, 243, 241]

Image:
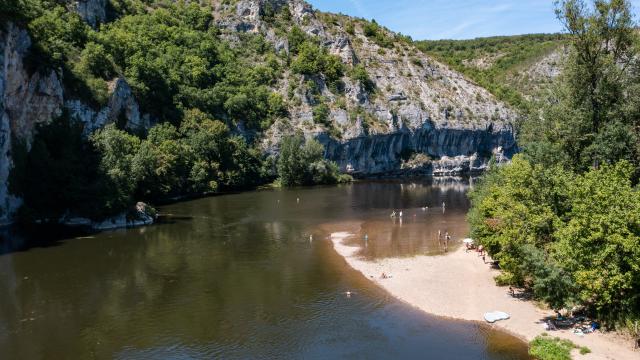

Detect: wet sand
[331, 231, 639, 360]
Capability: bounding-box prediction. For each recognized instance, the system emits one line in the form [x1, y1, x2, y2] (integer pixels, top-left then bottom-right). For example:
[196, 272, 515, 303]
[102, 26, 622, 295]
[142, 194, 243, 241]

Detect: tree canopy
[469, 0, 640, 328]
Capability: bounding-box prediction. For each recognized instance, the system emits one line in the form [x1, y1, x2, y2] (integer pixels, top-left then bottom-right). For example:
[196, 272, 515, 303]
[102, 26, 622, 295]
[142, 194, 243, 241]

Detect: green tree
[76, 42, 117, 80]
[526, 0, 640, 172]
[553, 161, 640, 321]
[91, 124, 141, 209]
[276, 134, 346, 187]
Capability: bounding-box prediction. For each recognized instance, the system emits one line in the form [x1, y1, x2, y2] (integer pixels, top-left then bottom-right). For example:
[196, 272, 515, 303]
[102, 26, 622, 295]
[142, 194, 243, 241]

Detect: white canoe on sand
[484, 311, 510, 323]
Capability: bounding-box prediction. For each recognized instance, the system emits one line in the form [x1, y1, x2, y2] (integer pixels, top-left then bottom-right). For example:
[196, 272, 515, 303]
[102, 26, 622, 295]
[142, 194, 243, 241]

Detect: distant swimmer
[399, 210, 403, 218]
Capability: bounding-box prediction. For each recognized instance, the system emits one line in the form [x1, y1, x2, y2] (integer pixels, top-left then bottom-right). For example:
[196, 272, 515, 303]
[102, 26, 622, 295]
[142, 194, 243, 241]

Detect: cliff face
[212, 0, 518, 175]
[0, 21, 148, 225]
[321, 121, 515, 176]
[0, 23, 65, 225]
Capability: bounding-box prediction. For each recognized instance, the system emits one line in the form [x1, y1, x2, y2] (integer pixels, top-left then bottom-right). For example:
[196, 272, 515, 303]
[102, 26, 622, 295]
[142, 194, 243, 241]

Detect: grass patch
[528, 334, 581, 360]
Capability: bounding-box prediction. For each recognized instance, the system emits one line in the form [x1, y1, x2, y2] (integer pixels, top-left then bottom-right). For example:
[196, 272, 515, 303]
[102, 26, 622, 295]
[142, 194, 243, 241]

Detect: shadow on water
[0, 224, 91, 255]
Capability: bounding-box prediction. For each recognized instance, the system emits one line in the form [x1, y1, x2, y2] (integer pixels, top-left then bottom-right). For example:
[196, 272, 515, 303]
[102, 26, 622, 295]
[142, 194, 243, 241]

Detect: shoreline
[330, 231, 638, 360]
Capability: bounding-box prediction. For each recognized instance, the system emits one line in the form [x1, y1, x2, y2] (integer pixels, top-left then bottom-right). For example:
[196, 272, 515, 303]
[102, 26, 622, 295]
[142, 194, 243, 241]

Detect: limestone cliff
[0, 21, 149, 225]
[0, 23, 64, 225]
[212, 0, 518, 176]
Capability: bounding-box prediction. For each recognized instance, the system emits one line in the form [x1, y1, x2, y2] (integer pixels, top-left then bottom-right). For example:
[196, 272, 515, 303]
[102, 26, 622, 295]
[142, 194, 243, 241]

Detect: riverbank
[330, 231, 638, 360]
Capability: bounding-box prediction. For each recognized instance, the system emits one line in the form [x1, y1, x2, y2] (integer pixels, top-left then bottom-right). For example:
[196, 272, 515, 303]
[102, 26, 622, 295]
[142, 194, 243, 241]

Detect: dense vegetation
[277, 134, 350, 187]
[4, 0, 350, 222]
[417, 34, 566, 110]
[469, 0, 640, 331]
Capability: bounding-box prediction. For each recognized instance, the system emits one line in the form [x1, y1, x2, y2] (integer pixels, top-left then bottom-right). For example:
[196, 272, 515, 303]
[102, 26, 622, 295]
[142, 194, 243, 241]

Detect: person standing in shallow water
[444, 231, 451, 252]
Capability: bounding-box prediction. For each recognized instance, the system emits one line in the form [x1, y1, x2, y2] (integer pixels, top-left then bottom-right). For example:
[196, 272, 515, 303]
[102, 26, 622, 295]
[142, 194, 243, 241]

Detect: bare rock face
[66, 77, 150, 135]
[0, 23, 65, 224]
[71, 0, 107, 28]
[320, 120, 516, 176]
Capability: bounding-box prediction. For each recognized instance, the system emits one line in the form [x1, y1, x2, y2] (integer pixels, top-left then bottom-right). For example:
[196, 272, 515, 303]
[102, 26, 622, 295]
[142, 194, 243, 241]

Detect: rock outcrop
[0, 23, 65, 225]
[61, 202, 156, 230]
[70, 0, 107, 28]
[65, 78, 151, 136]
[0, 21, 150, 225]
[321, 120, 515, 176]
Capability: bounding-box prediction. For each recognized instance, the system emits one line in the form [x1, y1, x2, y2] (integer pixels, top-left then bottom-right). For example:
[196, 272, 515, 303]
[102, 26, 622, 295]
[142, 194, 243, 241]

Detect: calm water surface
[0, 180, 531, 359]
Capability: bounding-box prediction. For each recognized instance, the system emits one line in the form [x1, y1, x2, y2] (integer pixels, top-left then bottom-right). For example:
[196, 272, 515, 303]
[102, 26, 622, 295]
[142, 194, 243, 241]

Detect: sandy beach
[330, 231, 638, 360]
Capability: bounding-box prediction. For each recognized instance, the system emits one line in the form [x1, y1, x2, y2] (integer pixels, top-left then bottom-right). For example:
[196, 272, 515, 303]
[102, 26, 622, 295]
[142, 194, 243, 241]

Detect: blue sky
[306, 0, 640, 40]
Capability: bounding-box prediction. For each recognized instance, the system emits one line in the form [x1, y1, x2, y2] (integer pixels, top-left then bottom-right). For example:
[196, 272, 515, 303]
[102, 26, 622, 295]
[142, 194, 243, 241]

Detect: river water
[0, 180, 531, 359]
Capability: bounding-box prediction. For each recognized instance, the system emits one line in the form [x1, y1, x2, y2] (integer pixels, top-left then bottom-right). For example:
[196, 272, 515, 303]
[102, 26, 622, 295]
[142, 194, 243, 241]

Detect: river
[0, 180, 531, 359]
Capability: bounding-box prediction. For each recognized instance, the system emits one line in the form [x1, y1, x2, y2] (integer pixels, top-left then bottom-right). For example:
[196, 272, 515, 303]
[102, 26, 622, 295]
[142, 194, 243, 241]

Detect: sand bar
[330, 231, 638, 360]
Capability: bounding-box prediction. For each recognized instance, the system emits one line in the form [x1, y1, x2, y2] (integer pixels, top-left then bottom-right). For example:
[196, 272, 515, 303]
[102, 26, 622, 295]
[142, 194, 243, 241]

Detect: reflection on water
[0, 181, 530, 359]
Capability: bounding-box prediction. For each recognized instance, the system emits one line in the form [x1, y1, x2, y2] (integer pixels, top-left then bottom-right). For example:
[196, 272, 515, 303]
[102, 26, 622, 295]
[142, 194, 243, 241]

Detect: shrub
[312, 103, 330, 126]
[351, 64, 375, 93]
[528, 335, 575, 360]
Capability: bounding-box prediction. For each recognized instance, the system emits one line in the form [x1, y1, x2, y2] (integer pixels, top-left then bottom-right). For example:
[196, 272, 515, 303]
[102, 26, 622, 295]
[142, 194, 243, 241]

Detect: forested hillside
[417, 34, 567, 110]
